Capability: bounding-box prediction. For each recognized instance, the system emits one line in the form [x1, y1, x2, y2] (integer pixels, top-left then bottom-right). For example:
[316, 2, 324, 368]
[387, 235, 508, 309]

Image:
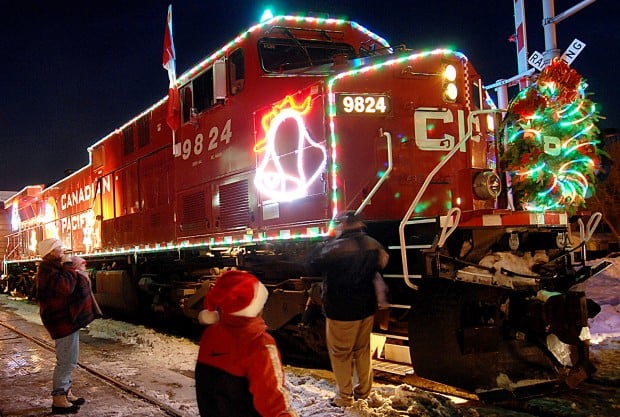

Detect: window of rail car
[91, 145, 104, 170]
[229, 48, 245, 95]
[180, 66, 220, 124]
[259, 37, 356, 72]
[118, 163, 139, 215]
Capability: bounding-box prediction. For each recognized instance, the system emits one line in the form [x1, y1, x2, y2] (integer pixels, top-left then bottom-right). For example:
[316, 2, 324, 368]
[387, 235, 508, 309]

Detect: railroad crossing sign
[560, 38, 586, 65]
[528, 51, 546, 71]
[528, 38, 586, 71]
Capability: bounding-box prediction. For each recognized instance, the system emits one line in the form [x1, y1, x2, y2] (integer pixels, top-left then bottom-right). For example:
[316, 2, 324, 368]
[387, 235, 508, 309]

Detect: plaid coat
[36, 258, 98, 339]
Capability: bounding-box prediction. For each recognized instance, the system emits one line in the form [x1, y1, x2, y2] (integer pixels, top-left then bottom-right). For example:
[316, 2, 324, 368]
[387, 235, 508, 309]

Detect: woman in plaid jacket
[36, 238, 100, 414]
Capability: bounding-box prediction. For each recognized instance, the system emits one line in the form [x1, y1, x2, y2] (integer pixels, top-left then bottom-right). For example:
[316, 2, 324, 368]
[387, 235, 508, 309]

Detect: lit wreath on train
[500, 58, 603, 213]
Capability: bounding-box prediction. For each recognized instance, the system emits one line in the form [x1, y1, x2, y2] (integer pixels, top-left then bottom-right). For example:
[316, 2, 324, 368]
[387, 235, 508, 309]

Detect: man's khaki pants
[326, 315, 374, 401]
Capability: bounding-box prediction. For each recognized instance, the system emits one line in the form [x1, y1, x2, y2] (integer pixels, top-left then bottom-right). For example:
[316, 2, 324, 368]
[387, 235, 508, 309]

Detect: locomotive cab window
[180, 65, 223, 124]
[229, 48, 245, 95]
[193, 68, 214, 114]
[259, 38, 356, 72]
[181, 85, 193, 124]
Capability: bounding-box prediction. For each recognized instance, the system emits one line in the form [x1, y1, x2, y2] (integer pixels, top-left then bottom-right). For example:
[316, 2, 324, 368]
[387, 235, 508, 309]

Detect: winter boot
[52, 394, 80, 414]
[330, 394, 354, 407]
[67, 389, 86, 406]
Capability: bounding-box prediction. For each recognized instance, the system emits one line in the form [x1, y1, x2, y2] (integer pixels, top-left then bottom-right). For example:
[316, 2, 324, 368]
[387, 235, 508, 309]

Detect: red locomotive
[2, 13, 608, 391]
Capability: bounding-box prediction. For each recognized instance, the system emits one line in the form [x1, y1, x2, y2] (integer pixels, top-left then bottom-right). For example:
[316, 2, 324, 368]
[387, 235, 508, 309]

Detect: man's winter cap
[37, 238, 63, 257]
[336, 211, 365, 230]
[198, 270, 269, 325]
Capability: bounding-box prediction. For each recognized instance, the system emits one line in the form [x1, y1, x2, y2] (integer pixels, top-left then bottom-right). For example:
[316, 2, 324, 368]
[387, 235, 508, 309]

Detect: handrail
[398, 109, 503, 290]
[437, 207, 462, 248]
[585, 212, 602, 242]
[3, 233, 21, 261]
[355, 129, 393, 215]
[577, 211, 603, 262]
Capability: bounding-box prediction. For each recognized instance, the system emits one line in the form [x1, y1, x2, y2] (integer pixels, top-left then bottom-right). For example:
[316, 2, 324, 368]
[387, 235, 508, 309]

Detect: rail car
[1, 13, 609, 391]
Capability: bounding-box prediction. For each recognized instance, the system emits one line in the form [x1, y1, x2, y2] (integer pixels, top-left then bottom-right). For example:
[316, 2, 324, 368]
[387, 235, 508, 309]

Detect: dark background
[1, 0, 616, 191]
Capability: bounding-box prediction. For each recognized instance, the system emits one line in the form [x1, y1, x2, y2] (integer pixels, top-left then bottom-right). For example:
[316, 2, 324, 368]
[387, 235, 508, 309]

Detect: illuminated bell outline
[254, 107, 327, 202]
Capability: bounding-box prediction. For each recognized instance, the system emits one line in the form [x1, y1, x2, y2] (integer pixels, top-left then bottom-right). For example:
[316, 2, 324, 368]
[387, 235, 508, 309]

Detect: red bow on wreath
[537, 58, 582, 104]
[510, 88, 547, 118]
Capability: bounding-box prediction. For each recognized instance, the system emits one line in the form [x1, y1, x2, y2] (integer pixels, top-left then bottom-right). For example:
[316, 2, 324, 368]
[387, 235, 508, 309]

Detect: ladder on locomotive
[369, 216, 441, 374]
[363, 110, 501, 372]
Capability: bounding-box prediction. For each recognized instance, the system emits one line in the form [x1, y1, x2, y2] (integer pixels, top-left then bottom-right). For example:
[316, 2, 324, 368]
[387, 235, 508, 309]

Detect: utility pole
[487, 0, 599, 102]
[542, 0, 597, 63]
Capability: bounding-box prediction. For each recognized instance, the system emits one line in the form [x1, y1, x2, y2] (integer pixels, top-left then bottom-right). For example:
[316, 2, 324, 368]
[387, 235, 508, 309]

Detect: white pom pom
[198, 310, 219, 325]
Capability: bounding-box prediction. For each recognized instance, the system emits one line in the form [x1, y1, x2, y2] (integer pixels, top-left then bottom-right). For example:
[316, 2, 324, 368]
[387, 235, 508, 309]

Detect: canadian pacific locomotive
[2, 13, 608, 391]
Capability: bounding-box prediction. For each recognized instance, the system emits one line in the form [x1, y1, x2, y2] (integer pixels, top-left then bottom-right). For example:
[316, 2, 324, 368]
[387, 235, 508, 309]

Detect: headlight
[442, 64, 458, 102]
[473, 171, 501, 200]
[443, 64, 457, 81]
[443, 83, 458, 102]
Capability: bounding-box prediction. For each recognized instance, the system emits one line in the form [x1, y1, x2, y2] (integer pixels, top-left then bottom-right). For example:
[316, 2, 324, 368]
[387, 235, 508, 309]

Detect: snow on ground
[586, 255, 620, 343]
[2, 254, 618, 416]
[4, 298, 477, 416]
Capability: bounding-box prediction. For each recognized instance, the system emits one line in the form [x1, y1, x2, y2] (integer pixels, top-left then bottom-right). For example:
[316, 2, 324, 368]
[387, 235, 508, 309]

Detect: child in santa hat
[195, 270, 298, 417]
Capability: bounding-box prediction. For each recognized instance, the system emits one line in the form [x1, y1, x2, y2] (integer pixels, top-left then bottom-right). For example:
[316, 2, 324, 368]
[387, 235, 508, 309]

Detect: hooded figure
[195, 270, 298, 417]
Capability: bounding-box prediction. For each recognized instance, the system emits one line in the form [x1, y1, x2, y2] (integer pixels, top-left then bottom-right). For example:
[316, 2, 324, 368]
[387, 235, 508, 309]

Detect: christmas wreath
[499, 58, 603, 214]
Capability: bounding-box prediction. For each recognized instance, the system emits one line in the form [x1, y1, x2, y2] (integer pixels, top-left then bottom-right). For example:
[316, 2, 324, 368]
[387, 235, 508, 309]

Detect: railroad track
[2, 314, 478, 412]
[0, 320, 189, 417]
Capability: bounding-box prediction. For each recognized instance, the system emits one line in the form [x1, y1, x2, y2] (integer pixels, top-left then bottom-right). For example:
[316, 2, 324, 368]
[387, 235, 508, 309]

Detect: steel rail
[0, 320, 189, 417]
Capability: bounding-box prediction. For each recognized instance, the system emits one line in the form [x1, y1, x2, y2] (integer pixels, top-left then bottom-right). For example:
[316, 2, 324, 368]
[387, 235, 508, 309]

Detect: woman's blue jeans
[52, 330, 79, 396]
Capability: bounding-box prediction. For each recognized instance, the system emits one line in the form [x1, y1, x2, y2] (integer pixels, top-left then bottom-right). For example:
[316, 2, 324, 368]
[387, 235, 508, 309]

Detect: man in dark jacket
[36, 238, 99, 414]
[310, 212, 389, 407]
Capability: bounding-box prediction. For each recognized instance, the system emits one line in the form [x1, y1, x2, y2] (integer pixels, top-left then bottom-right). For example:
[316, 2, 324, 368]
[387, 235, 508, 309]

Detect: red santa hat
[37, 238, 63, 257]
[198, 270, 268, 325]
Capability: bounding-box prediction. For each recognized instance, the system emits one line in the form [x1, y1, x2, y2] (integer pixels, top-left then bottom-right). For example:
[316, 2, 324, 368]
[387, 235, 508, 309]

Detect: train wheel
[409, 280, 514, 390]
[408, 279, 573, 390]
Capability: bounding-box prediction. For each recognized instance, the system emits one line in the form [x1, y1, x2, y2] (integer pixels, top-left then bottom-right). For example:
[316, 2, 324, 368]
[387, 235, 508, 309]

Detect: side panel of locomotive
[91, 103, 175, 248]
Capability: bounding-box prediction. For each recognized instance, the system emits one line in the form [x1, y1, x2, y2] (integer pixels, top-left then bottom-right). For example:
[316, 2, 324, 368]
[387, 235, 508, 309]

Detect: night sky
[1, 0, 617, 192]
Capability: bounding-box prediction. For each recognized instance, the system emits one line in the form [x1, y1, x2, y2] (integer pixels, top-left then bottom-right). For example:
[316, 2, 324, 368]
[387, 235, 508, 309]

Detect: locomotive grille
[181, 191, 206, 233]
[219, 180, 250, 229]
[149, 212, 161, 228]
[122, 125, 134, 155]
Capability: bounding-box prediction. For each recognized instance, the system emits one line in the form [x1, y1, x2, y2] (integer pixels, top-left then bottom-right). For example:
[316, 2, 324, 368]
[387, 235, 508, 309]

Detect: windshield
[259, 37, 356, 72]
